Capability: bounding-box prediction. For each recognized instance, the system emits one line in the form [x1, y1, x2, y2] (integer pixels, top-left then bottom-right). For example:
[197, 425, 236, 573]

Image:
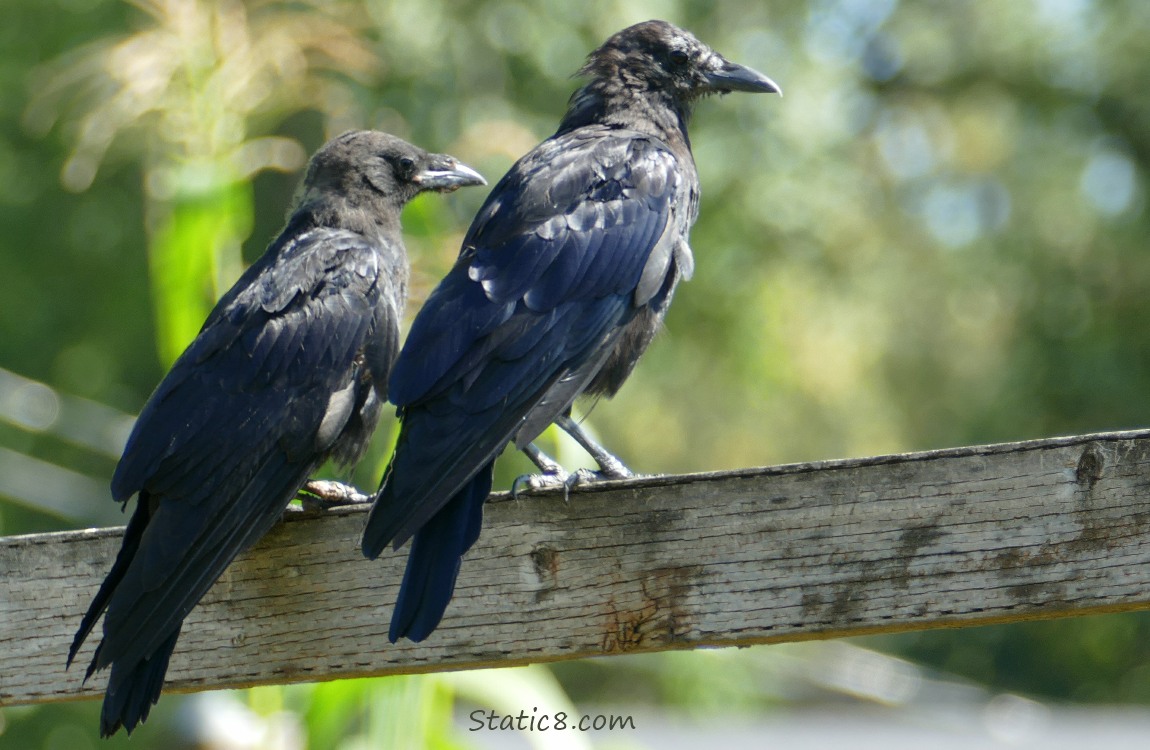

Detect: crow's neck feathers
[560, 70, 694, 148]
[289, 186, 406, 254]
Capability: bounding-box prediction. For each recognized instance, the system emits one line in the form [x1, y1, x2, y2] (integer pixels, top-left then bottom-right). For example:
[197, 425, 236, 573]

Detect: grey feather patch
[674, 238, 694, 281]
[316, 379, 358, 451]
[634, 223, 676, 306]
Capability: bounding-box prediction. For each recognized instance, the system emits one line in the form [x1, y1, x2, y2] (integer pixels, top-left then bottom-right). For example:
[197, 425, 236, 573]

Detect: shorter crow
[68, 130, 484, 736]
[363, 20, 780, 643]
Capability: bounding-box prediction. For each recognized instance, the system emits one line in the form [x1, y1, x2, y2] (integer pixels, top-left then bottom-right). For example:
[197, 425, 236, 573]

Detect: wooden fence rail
[4, 429, 1150, 707]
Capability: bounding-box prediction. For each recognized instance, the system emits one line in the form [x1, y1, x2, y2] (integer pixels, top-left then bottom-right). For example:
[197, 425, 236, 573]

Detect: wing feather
[82, 227, 393, 680]
[367, 128, 687, 552]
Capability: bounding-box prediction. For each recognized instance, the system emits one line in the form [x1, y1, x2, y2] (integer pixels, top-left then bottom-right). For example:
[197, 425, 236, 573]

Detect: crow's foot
[513, 437, 640, 501]
[514, 444, 569, 500]
[511, 466, 636, 502]
[512, 467, 566, 501]
[297, 479, 372, 511]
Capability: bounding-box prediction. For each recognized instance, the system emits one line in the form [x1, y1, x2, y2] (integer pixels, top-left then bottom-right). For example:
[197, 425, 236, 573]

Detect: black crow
[68, 130, 484, 736]
[362, 20, 780, 643]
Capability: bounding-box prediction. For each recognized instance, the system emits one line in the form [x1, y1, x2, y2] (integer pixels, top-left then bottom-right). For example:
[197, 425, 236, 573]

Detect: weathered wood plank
[4, 429, 1150, 707]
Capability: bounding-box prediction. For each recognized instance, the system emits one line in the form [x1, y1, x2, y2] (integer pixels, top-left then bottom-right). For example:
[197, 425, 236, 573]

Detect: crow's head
[580, 20, 781, 103]
[302, 130, 485, 209]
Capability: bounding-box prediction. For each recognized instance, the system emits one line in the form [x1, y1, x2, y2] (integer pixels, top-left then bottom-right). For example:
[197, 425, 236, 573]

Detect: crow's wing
[76, 228, 397, 674]
[366, 127, 688, 552]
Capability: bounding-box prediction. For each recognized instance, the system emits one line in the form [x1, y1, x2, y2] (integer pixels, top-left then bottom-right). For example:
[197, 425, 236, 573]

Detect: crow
[68, 130, 484, 736]
[362, 20, 780, 643]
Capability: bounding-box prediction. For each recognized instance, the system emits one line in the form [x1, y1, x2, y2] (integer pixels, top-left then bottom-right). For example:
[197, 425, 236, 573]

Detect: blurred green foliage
[5, 0, 1150, 746]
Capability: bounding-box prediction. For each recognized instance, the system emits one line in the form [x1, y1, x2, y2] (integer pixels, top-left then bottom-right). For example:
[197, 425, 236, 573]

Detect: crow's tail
[98, 626, 181, 737]
[388, 463, 493, 643]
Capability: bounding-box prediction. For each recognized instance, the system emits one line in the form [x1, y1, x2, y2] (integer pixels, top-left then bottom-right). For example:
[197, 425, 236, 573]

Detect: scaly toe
[299, 480, 372, 511]
[564, 468, 603, 491]
[511, 470, 570, 500]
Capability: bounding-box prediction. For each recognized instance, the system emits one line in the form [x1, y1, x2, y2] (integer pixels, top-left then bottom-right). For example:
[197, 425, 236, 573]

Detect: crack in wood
[7, 429, 1150, 705]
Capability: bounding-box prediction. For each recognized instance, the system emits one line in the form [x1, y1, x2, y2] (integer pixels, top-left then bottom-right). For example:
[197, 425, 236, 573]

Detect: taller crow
[68, 130, 484, 736]
[362, 20, 780, 642]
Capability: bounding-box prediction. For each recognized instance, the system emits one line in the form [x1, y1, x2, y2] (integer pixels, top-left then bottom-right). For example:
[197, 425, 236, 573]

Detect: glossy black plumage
[68, 130, 483, 736]
[362, 20, 780, 642]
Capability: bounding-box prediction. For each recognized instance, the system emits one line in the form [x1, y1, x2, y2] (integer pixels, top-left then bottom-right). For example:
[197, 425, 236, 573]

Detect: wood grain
[5, 429, 1150, 707]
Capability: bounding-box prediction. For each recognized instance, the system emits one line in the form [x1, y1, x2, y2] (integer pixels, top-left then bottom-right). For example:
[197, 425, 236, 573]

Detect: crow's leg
[554, 414, 633, 479]
[512, 432, 634, 500]
[512, 444, 573, 500]
[524, 443, 567, 476]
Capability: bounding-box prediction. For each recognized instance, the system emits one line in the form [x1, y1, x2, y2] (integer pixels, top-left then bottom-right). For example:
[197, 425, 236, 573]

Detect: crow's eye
[397, 156, 416, 178]
[669, 48, 690, 67]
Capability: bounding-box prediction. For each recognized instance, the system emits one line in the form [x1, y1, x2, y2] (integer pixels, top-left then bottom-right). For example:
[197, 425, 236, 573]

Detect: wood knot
[1076, 443, 1106, 487]
[529, 544, 559, 583]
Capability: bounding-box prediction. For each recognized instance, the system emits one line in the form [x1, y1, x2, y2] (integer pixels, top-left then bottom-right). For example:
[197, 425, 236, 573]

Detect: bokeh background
[4, 0, 1150, 747]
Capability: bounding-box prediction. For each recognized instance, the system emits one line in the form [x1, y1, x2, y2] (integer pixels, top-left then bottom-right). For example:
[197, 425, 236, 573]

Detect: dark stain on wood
[801, 589, 825, 619]
[530, 544, 560, 602]
[826, 560, 877, 625]
[994, 543, 1063, 571]
[642, 509, 687, 535]
[885, 522, 946, 589]
[530, 544, 559, 583]
[1006, 580, 1068, 605]
[1075, 443, 1106, 488]
[599, 565, 702, 653]
[1068, 443, 1150, 557]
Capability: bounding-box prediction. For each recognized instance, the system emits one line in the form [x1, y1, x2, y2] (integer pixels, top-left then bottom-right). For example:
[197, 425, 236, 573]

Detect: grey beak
[414, 156, 487, 192]
[704, 57, 782, 95]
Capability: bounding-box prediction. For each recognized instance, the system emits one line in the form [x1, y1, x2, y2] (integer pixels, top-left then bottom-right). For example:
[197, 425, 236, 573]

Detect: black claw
[510, 469, 575, 500]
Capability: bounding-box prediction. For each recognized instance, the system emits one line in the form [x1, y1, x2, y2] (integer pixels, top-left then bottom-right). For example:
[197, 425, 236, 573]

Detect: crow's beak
[704, 57, 782, 95]
[414, 156, 487, 192]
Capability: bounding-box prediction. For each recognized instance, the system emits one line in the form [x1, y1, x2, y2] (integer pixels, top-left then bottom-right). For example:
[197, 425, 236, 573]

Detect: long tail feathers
[99, 626, 181, 737]
[388, 464, 493, 643]
[69, 499, 151, 671]
[74, 450, 315, 736]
